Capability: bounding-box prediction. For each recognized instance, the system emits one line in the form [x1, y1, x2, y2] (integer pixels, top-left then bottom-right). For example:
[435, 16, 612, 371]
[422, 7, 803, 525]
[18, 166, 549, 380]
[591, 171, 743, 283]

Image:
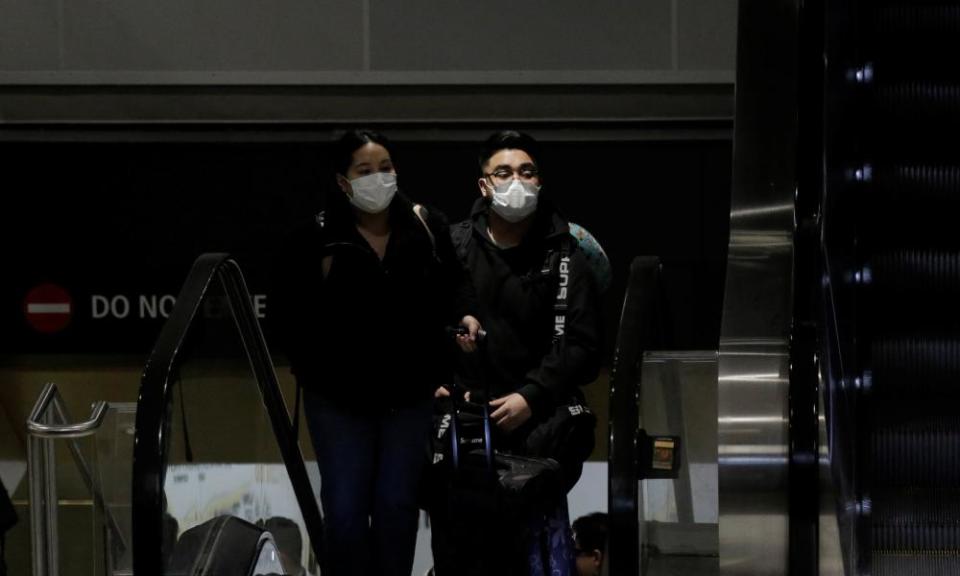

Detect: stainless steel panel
[718, 0, 799, 573]
[818, 367, 844, 576]
[718, 337, 790, 576]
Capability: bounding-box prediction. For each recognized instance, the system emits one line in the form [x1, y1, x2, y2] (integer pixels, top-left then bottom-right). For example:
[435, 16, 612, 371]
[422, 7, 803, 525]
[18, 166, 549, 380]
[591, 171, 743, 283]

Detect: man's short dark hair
[572, 512, 608, 553]
[478, 130, 542, 173]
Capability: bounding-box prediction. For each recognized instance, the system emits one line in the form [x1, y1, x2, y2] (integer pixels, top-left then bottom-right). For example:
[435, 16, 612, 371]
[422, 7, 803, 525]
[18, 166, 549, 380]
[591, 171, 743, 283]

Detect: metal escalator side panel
[719, 0, 799, 573]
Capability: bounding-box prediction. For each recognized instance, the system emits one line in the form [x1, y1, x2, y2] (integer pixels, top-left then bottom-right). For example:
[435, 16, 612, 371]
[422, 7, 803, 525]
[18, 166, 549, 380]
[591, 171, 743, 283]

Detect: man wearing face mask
[275, 129, 480, 576]
[431, 130, 603, 575]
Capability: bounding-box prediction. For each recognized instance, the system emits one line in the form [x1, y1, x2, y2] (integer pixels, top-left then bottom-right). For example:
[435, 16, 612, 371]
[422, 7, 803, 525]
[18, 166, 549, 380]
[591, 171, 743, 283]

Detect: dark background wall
[0, 0, 737, 359]
[1, 134, 731, 358]
[1, 0, 735, 78]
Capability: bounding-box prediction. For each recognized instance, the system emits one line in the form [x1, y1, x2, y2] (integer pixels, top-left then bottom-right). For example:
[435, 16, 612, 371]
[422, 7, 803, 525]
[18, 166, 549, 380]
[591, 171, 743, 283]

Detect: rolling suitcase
[428, 391, 575, 576]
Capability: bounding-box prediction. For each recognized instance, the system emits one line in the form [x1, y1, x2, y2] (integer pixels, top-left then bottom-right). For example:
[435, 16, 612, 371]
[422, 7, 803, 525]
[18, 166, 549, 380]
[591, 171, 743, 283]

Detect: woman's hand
[456, 315, 482, 353]
[489, 393, 532, 433]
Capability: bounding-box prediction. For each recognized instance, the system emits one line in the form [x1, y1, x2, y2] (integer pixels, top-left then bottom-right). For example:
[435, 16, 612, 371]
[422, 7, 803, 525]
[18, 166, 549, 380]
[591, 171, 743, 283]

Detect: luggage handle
[445, 325, 493, 472]
[448, 399, 494, 472]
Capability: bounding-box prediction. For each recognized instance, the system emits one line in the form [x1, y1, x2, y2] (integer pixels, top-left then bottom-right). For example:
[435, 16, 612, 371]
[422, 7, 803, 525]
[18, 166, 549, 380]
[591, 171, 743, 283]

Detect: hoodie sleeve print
[517, 248, 604, 419]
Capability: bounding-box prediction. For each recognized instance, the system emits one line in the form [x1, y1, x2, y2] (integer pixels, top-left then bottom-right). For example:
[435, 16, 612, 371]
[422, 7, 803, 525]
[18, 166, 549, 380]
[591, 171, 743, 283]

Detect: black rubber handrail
[132, 253, 324, 575]
[607, 256, 663, 576]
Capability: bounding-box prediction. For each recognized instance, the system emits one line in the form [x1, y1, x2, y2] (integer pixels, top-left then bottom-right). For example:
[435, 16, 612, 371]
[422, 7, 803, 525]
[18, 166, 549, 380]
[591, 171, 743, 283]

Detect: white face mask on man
[489, 179, 540, 222]
[347, 172, 397, 213]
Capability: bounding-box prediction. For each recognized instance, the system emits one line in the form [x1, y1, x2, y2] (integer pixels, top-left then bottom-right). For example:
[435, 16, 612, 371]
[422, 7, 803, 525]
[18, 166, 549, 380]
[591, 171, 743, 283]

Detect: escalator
[131, 254, 324, 575]
[819, 1, 960, 575]
[721, 0, 960, 575]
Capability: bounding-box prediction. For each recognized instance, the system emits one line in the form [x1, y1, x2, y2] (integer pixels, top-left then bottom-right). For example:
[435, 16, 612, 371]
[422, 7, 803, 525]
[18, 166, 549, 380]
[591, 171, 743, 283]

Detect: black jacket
[452, 198, 603, 420]
[274, 192, 477, 412]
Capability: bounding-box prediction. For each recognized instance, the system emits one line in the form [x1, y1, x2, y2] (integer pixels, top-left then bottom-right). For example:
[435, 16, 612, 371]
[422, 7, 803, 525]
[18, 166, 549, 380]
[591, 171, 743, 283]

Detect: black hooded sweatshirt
[274, 192, 477, 412]
[451, 197, 603, 421]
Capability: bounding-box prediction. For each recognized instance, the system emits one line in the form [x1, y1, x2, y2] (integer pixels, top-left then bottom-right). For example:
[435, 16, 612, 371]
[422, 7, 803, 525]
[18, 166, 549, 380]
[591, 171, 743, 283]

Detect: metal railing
[26, 382, 127, 576]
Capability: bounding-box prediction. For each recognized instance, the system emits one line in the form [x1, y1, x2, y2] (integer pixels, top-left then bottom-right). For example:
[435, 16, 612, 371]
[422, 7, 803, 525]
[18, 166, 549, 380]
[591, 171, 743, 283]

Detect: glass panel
[159, 274, 319, 575]
[93, 403, 137, 576]
[57, 432, 99, 576]
[639, 351, 718, 574]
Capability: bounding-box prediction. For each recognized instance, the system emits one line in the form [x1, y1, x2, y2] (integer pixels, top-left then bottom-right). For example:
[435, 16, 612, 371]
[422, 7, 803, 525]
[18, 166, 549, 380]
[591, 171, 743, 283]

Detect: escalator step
[874, 552, 960, 576]
[870, 487, 960, 528]
[874, 522, 960, 553]
[876, 165, 960, 199]
[872, 423, 960, 487]
[859, 58, 960, 92]
[872, 3, 960, 37]
[866, 253, 960, 330]
[859, 168, 960, 248]
[875, 84, 960, 126]
[873, 488, 960, 554]
[872, 338, 960, 403]
[874, 489, 960, 526]
[872, 251, 960, 295]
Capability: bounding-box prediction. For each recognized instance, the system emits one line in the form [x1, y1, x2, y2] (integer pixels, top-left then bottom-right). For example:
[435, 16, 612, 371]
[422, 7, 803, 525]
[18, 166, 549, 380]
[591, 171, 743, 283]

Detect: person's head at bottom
[572, 512, 608, 576]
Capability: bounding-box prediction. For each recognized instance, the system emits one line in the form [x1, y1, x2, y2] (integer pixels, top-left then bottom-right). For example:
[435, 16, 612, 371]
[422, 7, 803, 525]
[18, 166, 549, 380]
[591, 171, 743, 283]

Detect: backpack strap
[551, 237, 573, 344]
[412, 204, 439, 261]
[313, 211, 334, 280]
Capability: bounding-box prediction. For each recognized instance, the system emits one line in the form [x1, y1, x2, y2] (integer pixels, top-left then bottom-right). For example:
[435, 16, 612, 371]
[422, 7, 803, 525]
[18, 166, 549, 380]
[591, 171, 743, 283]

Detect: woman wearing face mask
[275, 129, 481, 576]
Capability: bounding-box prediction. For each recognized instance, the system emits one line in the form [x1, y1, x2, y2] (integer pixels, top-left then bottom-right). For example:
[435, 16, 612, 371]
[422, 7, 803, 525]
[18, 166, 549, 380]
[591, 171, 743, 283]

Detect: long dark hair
[332, 129, 395, 176]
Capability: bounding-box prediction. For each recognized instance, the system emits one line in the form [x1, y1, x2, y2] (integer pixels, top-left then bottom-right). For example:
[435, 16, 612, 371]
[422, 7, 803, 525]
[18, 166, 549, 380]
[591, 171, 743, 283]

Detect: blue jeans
[527, 499, 577, 576]
[303, 391, 432, 576]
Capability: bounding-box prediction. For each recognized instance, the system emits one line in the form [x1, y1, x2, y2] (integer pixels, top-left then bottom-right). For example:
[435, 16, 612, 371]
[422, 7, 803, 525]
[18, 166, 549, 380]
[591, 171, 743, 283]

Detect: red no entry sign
[24, 284, 73, 333]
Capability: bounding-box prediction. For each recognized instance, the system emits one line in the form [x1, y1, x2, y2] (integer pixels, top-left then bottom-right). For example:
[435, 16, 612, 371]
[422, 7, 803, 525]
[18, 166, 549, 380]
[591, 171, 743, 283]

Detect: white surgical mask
[489, 179, 539, 222]
[347, 172, 397, 213]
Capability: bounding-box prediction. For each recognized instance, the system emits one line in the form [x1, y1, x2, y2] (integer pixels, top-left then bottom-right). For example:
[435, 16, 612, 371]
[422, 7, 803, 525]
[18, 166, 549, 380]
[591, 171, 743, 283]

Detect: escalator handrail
[132, 253, 324, 575]
[27, 382, 128, 560]
[607, 255, 663, 576]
